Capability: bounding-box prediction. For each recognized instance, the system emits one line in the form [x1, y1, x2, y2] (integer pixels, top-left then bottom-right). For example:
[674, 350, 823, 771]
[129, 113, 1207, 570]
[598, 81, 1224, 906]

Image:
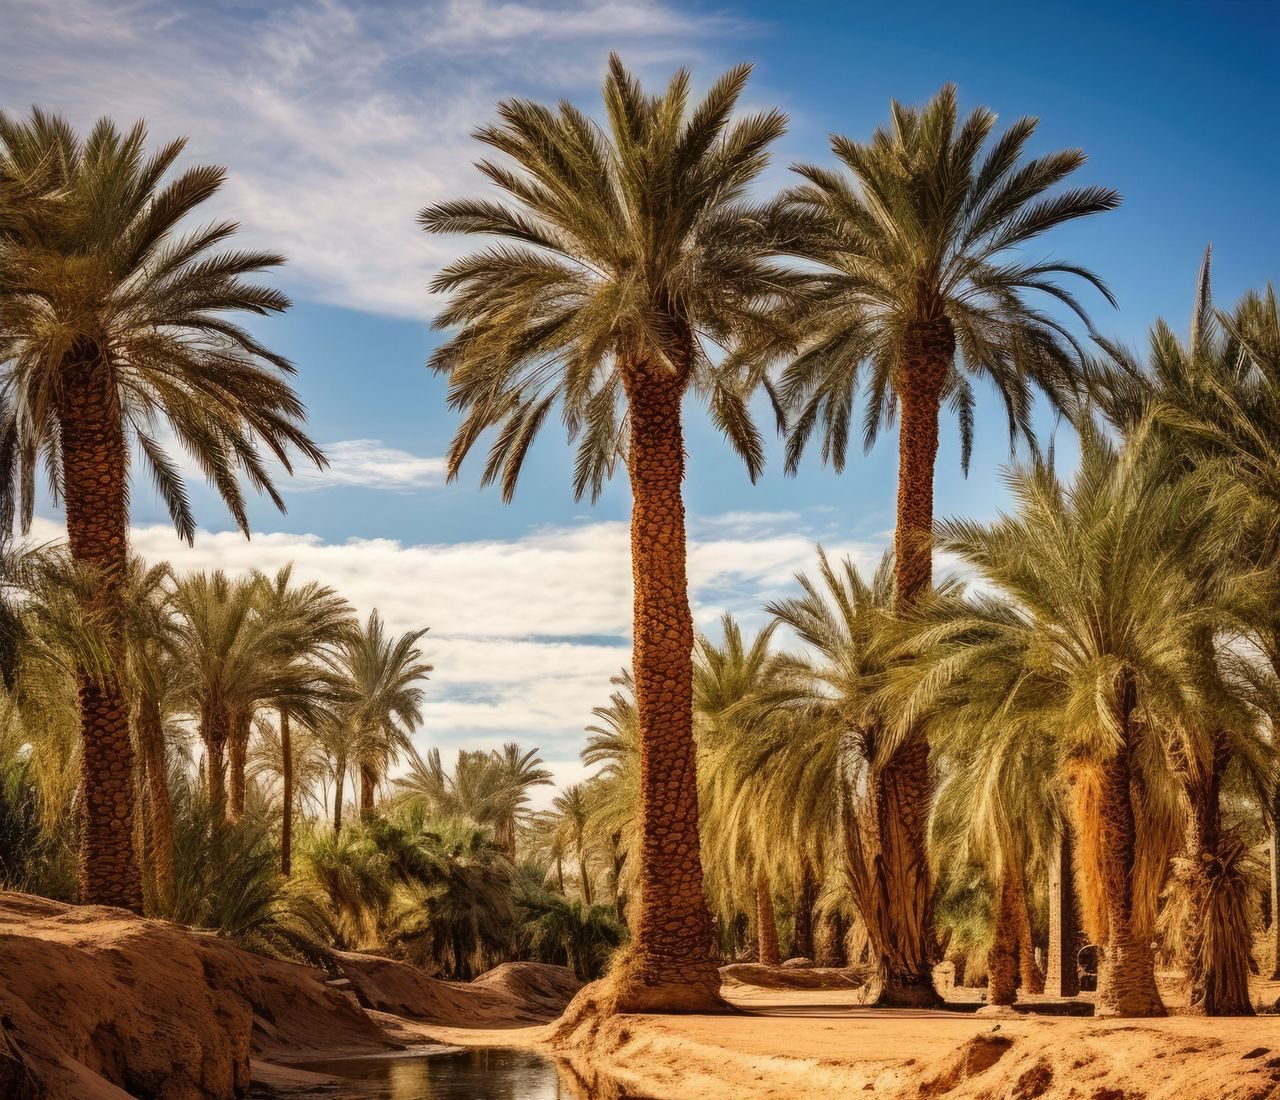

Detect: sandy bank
[0, 891, 579, 1099]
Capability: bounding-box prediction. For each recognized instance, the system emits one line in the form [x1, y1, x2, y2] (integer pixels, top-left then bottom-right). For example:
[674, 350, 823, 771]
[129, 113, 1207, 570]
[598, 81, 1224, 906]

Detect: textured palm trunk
[56, 348, 142, 909]
[280, 709, 294, 876]
[227, 711, 250, 821]
[204, 704, 230, 825]
[1046, 820, 1080, 997]
[755, 869, 780, 967]
[1012, 868, 1045, 994]
[793, 861, 816, 959]
[359, 762, 377, 818]
[579, 846, 594, 906]
[608, 362, 720, 1012]
[815, 912, 848, 968]
[987, 870, 1019, 1006]
[333, 758, 346, 834]
[137, 700, 174, 905]
[1180, 731, 1251, 1015]
[1272, 788, 1280, 981]
[1095, 674, 1165, 1017]
[609, 831, 627, 926]
[875, 318, 953, 1006]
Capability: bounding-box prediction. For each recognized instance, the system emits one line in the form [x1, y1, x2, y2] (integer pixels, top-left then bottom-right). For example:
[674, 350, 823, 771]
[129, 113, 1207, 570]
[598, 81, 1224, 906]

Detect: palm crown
[778, 84, 1121, 474]
[0, 110, 324, 538]
[420, 54, 807, 500]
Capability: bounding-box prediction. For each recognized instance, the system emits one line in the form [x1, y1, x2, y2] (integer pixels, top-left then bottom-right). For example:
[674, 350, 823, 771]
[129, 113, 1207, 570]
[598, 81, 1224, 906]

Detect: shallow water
[294, 1047, 572, 1099]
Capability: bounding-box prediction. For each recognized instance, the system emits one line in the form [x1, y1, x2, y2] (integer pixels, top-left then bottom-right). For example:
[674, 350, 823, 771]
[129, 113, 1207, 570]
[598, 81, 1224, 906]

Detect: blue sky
[3, 0, 1278, 791]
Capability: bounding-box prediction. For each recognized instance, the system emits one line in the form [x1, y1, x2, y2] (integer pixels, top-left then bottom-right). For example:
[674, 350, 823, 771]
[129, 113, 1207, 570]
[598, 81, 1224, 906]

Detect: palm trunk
[359, 762, 377, 818]
[137, 700, 174, 905]
[987, 870, 1019, 1006]
[280, 709, 293, 877]
[609, 831, 627, 926]
[1271, 787, 1280, 982]
[57, 349, 142, 910]
[333, 757, 346, 834]
[1095, 672, 1165, 1017]
[204, 704, 229, 825]
[579, 846, 594, 906]
[610, 363, 719, 1012]
[815, 912, 848, 968]
[556, 854, 566, 895]
[1180, 731, 1251, 1016]
[755, 869, 780, 967]
[228, 710, 250, 821]
[1046, 820, 1080, 997]
[1012, 867, 1045, 994]
[876, 319, 953, 1006]
[793, 861, 816, 959]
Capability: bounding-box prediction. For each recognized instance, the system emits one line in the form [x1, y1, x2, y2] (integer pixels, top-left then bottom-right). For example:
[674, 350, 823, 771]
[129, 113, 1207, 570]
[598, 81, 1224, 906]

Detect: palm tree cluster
[3, 54, 1279, 1027]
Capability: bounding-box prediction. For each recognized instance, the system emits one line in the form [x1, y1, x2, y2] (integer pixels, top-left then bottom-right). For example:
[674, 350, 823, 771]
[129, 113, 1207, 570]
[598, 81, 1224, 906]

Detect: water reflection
[302, 1048, 569, 1099]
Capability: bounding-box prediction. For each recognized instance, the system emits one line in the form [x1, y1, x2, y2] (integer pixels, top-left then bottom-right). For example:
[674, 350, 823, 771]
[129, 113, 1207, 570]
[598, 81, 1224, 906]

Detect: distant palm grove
[2, 56, 1279, 1023]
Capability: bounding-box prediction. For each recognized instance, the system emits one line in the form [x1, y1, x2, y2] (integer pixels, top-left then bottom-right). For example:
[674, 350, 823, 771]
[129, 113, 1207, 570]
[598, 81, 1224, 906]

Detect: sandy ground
[5, 891, 1279, 1100]
[395, 977, 1280, 1100]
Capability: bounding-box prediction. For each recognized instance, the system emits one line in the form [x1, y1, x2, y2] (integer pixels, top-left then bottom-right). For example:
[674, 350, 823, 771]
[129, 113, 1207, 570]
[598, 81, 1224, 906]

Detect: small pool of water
[292, 1047, 574, 1099]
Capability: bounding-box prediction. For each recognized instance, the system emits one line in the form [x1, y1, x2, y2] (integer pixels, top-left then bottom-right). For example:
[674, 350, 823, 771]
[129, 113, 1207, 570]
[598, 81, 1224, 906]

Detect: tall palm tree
[327, 610, 430, 825]
[420, 56, 806, 1012]
[0, 112, 323, 906]
[252, 565, 354, 874]
[772, 87, 1119, 1003]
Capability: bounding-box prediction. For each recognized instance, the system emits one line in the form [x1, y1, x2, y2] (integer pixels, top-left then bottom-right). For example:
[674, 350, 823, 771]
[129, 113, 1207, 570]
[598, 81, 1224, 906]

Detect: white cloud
[0, 0, 744, 320]
[295, 440, 446, 491]
[26, 507, 871, 792]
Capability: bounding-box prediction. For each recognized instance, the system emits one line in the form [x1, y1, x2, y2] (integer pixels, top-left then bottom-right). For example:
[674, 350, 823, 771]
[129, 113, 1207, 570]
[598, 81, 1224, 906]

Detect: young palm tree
[328, 610, 430, 823]
[0, 112, 323, 906]
[772, 86, 1119, 1002]
[551, 784, 597, 906]
[170, 571, 284, 823]
[420, 56, 807, 1011]
[252, 566, 355, 874]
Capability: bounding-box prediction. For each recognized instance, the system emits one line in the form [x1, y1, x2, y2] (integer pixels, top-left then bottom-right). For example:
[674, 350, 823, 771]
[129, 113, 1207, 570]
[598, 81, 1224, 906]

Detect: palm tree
[491, 743, 553, 861]
[419, 56, 806, 1012]
[911, 437, 1225, 1016]
[886, 590, 1060, 1006]
[694, 616, 789, 966]
[252, 565, 354, 874]
[0, 112, 323, 906]
[395, 742, 550, 859]
[327, 611, 430, 826]
[551, 784, 596, 906]
[772, 86, 1119, 1003]
[120, 559, 181, 906]
[170, 572, 278, 822]
[1088, 254, 1273, 1013]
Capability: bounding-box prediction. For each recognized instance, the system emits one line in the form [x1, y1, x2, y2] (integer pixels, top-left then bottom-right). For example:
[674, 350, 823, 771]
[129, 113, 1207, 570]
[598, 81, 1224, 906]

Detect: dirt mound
[720, 961, 870, 991]
[0, 891, 393, 1100]
[335, 952, 580, 1027]
[894, 1020, 1280, 1100]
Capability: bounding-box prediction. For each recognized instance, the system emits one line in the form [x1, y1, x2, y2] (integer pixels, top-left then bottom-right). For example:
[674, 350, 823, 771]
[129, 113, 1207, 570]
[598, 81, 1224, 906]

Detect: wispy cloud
[295, 440, 446, 491]
[26, 507, 873, 792]
[0, 0, 744, 319]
